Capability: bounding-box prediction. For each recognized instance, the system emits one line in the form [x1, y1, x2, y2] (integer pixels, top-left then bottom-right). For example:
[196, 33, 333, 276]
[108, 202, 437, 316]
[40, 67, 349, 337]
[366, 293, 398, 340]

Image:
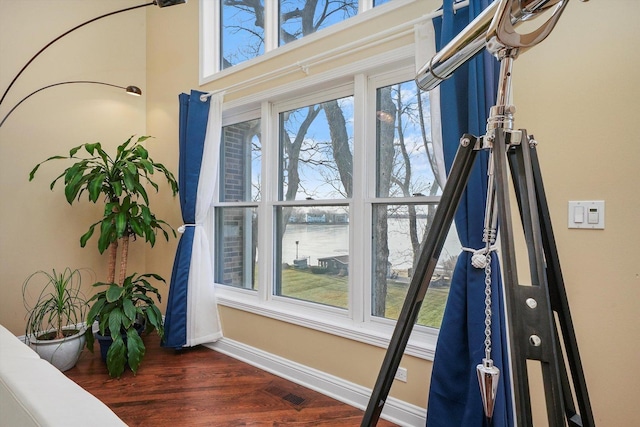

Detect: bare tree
[322, 100, 353, 197]
[373, 85, 396, 316]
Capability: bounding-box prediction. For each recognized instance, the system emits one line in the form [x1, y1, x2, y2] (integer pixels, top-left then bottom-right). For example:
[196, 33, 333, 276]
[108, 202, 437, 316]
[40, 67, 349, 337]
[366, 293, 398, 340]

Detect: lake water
[281, 220, 461, 274]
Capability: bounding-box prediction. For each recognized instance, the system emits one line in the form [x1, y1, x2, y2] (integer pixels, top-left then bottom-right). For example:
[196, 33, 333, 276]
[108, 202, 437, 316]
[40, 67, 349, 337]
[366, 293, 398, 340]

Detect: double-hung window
[275, 91, 354, 309]
[369, 74, 458, 330]
[216, 115, 261, 290]
[213, 73, 459, 357]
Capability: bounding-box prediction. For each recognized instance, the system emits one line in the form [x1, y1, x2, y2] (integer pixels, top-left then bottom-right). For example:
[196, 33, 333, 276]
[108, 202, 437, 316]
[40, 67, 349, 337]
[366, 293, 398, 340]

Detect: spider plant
[22, 267, 89, 341]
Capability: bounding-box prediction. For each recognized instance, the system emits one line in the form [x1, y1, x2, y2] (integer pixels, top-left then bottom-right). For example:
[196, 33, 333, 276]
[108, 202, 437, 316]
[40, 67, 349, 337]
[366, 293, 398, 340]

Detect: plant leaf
[88, 172, 106, 202]
[123, 298, 136, 321]
[97, 219, 114, 254]
[126, 329, 145, 374]
[140, 159, 153, 173]
[79, 224, 96, 248]
[64, 168, 86, 204]
[129, 217, 144, 238]
[106, 336, 126, 378]
[112, 180, 123, 197]
[84, 328, 95, 352]
[84, 142, 99, 155]
[106, 284, 125, 303]
[123, 168, 136, 191]
[145, 305, 163, 336]
[135, 144, 149, 160]
[69, 144, 83, 157]
[115, 211, 127, 237]
[134, 181, 149, 205]
[86, 296, 105, 324]
[107, 307, 125, 336]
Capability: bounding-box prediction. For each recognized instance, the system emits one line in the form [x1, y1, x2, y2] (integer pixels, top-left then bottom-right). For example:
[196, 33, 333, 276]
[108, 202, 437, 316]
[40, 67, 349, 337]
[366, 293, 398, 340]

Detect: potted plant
[29, 135, 178, 377]
[85, 273, 165, 377]
[22, 267, 89, 371]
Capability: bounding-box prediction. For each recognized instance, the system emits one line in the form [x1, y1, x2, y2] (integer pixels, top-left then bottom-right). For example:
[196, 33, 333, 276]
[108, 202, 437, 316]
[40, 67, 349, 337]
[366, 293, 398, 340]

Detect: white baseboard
[205, 338, 427, 427]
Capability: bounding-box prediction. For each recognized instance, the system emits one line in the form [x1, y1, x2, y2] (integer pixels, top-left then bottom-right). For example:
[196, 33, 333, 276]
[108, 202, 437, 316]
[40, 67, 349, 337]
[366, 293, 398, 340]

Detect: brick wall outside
[220, 122, 252, 287]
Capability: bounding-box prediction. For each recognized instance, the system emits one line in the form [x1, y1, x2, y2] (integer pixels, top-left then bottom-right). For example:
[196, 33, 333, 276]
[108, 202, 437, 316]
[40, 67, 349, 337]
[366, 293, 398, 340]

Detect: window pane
[276, 206, 349, 309]
[371, 204, 459, 328]
[221, 1, 265, 69]
[279, 1, 358, 46]
[376, 80, 442, 198]
[373, 0, 390, 5]
[216, 207, 258, 290]
[280, 96, 354, 200]
[221, 119, 261, 202]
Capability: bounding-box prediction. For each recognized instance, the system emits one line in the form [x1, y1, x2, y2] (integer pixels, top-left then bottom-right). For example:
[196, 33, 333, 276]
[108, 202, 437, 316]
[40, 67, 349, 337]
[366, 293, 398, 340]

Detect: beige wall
[0, 0, 148, 334]
[1, 0, 639, 425]
[512, 1, 640, 424]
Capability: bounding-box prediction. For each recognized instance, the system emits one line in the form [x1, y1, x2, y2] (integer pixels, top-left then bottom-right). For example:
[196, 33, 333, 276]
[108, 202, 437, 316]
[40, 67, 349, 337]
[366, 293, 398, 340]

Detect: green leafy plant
[29, 135, 178, 377]
[85, 273, 164, 378]
[23, 267, 89, 341]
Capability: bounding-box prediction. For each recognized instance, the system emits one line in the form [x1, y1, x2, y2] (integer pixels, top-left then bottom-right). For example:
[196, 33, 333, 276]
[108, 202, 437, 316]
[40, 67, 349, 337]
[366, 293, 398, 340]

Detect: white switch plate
[568, 200, 605, 229]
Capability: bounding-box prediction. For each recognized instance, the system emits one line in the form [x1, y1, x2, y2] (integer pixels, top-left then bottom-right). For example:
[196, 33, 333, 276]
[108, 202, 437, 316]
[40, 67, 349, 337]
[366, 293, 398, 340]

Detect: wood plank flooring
[65, 333, 398, 426]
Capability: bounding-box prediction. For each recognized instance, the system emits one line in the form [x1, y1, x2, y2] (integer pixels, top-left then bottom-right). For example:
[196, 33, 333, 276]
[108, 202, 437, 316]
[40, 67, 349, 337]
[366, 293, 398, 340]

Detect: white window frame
[208, 1, 444, 360]
[213, 72, 442, 360]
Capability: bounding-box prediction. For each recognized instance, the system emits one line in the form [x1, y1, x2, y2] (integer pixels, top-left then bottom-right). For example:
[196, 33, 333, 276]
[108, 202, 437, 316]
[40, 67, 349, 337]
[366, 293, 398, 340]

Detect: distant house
[331, 213, 349, 223]
[306, 213, 326, 223]
[302, 212, 349, 224]
[317, 255, 349, 274]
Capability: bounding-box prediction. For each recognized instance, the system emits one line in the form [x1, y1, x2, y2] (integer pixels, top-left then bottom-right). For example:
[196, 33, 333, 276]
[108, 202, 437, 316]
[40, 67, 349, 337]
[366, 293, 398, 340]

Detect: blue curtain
[426, 1, 512, 426]
[163, 90, 211, 348]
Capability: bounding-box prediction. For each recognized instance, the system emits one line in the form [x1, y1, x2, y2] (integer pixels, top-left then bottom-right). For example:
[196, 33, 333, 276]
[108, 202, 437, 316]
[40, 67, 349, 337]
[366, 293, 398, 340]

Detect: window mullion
[264, 1, 279, 53]
[364, 73, 380, 325]
[200, 0, 219, 77]
[258, 101, 276, 303]
[359, 0, 373, 14]
[350, 74, 368, 324]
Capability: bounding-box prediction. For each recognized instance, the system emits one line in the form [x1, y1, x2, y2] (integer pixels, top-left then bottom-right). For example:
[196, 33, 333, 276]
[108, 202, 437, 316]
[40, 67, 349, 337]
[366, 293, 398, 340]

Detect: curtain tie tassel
[177, 223, 199, 234]
[461, 245, 498, 269]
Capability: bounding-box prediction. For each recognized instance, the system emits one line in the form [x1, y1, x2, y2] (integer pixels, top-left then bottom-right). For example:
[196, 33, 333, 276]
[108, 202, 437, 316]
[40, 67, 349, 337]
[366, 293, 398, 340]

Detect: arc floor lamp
[0, 0, 186, 127]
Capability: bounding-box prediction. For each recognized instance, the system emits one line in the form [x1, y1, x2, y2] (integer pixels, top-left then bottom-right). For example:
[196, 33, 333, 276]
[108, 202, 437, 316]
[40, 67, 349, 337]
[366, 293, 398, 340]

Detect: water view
[282, 220, 461, 277]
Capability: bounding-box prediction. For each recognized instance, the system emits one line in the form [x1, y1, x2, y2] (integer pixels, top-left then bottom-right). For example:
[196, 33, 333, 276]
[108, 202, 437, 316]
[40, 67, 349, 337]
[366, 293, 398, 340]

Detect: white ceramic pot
[29, 325, 87, 372]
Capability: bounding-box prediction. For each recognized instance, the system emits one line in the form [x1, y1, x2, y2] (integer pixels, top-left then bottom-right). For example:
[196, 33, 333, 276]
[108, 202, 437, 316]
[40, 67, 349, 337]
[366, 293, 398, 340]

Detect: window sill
[214, 285, 438, 361]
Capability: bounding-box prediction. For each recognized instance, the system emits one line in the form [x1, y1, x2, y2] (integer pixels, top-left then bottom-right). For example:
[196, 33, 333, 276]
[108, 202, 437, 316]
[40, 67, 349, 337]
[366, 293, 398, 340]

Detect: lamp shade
[155, 0, 187, 7]
[126, 86, 143, 96]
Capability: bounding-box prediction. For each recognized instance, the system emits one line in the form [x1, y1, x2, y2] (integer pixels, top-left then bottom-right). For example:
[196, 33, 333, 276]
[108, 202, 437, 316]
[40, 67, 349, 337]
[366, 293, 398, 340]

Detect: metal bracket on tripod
[362, 1, 595, 425]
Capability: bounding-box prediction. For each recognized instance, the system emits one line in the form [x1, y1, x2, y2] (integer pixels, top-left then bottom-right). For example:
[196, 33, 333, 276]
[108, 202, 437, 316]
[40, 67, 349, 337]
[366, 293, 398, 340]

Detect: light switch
[568, 201, 605, 229]
[573, 206, 584, 223]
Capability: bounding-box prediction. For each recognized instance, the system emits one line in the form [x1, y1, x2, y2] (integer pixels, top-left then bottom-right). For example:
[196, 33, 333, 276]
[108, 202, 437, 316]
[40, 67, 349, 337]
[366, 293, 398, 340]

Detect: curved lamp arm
[0, 81, 142, 128]
[0, 0, 185, 107]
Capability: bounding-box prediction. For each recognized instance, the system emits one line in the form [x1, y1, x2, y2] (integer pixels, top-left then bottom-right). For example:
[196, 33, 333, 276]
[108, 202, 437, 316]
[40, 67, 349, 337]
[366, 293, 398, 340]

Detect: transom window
[207, 0, 400, 73]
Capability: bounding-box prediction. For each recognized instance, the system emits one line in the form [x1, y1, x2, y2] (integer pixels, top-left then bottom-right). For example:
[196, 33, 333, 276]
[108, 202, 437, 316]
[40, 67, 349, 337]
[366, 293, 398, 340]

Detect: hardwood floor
[65, 334, 399, 426]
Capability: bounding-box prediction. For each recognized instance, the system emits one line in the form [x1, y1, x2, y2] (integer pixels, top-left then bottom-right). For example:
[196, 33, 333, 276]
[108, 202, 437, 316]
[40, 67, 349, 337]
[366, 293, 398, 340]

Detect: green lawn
[281, 267, 449, 329]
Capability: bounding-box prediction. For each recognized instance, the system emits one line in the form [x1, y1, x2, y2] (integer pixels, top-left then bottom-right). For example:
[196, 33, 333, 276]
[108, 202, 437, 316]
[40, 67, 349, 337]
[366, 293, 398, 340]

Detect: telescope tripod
[361, 125, 595, 426]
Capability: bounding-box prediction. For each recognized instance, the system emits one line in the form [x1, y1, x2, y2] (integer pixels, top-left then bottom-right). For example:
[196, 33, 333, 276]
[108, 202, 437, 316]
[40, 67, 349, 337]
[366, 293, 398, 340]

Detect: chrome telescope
[416, 0, 584, 91]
